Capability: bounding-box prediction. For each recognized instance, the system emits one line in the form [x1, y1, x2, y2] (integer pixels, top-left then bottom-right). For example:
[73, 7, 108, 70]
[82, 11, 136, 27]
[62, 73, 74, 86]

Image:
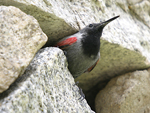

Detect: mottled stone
[77, 0, 150, 96]
[0, 47, 94, 113]
[0, 6, 47, 93]
[95, 69, 150, 113]
[1, 0, 150, 110]
[127, 0, 143, 5]
[119, 0, 150, 28]
[1, 0, 150, 89]
[0, 0, 78, 46]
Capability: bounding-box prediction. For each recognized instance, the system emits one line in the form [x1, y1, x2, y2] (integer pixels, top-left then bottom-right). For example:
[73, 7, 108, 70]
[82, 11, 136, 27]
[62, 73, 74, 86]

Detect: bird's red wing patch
[55, 37, 77, 49]
[85, 59, 99, 72]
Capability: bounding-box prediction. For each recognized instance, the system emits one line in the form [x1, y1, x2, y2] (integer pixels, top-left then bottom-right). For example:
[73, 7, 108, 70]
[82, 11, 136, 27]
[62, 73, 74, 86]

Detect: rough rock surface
[1, 0, 150, 91]
[1, 0, 150, 111]
[76, 0, 150, 92]
[121, 0, 150, 28]
[0, 6, 47, 93]
[0, 0, 78, 46]
[0, 47, 94, 113]
[95, 69, 150, 113]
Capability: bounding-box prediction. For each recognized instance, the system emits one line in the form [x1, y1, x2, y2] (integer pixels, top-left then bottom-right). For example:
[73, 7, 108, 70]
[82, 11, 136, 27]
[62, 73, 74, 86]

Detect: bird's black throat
[81, 34, 100, 57]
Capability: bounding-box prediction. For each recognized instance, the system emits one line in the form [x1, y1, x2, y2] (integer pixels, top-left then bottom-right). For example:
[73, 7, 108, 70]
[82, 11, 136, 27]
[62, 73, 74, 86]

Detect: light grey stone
[1, 0, 149, 61]
[76, 0, 150, 94]
[0, 47, 94, 113]
[1, 0, 150, 90]
[119, 0, 150, 28]
[1, 0, 150, 60]
[1, 0, 150, 110]
[127, 0, 143, 5]
[95, 69, 150, 113]
[0, 6, 47, 93]
[0, 0, 78, 46]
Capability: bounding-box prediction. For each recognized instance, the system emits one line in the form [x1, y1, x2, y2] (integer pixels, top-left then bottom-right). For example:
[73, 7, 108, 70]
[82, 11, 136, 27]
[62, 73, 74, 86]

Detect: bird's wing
[55, 37, 77, 49]
[85, 59, 99, 72]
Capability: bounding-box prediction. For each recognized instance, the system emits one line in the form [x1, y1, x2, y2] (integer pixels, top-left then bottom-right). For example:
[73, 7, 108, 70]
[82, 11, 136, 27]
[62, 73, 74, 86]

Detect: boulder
[0, 6, 47, 93]
[1, 0, 150, 91]
[0, 47, 94, 113]
[95, 69, 150, 113]
[1, 0, 150, 110]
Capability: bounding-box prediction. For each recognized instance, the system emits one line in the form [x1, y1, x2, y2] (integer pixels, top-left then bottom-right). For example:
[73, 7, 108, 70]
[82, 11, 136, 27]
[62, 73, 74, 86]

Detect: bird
[55, 16, 119, 78]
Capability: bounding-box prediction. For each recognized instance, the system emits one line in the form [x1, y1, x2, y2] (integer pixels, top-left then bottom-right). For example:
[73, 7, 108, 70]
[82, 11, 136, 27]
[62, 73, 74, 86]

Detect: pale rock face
[95, 69, 150, 113]
[0, 0, 150, 111]
[0, 6, 47, 93]
[1, 0, 150, 91]
[119, 0, 150, 28]
[0, 47, 94, 113]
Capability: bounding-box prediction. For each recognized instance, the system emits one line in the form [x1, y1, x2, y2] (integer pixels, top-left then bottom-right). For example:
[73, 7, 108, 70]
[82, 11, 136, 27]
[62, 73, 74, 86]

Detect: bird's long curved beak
[100, 15, 120, 27]
[97, 16, 119, 29]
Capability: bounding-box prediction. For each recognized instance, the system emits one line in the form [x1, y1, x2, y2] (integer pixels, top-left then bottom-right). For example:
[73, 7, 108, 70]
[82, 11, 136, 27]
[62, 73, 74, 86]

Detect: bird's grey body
[55, 16, 119, 78]
[63, 32, 100, 78]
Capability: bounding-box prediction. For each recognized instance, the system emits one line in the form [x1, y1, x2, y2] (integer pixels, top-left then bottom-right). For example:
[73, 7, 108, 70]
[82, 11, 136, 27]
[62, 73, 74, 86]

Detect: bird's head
[80, 15, 119, 38]
[80, 15, 119, 56]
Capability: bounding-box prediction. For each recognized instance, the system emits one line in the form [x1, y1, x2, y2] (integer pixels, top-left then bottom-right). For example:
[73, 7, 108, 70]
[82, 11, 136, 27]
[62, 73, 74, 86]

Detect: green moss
[76, 39, 150, 91]
[0, 1, 77, 46]
[76, 39, 150, 109]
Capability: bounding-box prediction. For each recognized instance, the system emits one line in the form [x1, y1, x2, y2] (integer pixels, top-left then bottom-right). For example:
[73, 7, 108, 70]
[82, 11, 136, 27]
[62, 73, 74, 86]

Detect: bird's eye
[89, 24, 93, 27]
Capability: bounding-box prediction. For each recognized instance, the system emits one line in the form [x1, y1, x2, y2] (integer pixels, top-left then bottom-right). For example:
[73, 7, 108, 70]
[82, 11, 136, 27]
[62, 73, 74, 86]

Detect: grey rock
[0, 6, 47, 93]
[120, 0, 150, 28]
[0, 0, 78, 46]
[95, 68, 150, 113]
[76, 0, 150, 94]
[127, 0, 143, 5]
[0, 47, 94, 113]
[1, 0, 150, 91]
[1, 0, 150, 110]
